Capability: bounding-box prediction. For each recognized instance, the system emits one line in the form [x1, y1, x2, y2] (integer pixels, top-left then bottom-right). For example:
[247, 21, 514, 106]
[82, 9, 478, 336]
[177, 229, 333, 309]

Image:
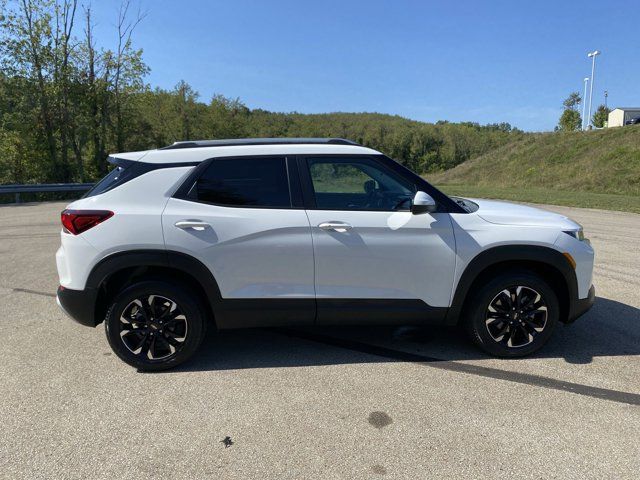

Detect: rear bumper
[566, 285, 595, 323]
[56, 285, 97, 327]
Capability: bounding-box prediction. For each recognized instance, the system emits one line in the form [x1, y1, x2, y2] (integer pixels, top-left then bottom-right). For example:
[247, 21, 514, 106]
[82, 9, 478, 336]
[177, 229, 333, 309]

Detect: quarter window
[84, 160, 145, 198]
[194, 157, 291, 208]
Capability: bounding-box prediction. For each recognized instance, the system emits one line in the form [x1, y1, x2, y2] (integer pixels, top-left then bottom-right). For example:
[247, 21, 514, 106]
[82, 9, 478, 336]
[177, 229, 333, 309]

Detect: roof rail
[159, 137, 360, 150]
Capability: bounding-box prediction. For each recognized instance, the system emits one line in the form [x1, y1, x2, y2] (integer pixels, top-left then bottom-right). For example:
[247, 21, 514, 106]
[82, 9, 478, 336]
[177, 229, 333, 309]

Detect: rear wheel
[464, 272, 559, 357]
[104, 281, 207, 371]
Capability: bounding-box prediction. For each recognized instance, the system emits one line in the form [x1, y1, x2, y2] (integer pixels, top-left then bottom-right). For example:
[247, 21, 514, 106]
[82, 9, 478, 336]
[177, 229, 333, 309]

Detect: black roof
[160, 138, 360, 150]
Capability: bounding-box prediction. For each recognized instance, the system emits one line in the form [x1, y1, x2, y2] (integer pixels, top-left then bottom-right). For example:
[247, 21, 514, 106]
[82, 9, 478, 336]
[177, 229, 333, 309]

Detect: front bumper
[566, 284, 595, 323]
[56, 285, 98, 327]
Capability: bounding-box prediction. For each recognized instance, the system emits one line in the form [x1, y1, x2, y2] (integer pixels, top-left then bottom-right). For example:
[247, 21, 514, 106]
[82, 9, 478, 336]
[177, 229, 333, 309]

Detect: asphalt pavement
[0, 201, 638, 479]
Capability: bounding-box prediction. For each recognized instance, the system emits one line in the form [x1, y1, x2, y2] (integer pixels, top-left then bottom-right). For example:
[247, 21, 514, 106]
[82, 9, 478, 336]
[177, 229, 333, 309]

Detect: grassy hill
[430, 127, 640, 213]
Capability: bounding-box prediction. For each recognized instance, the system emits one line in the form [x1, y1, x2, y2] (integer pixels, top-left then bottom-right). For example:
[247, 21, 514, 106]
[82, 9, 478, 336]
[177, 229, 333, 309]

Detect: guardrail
[0, 183, 94, 203]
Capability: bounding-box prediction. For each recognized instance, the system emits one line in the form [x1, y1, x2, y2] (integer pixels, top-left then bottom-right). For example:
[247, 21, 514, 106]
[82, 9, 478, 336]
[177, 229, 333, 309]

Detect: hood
[468, 198, 580, 229]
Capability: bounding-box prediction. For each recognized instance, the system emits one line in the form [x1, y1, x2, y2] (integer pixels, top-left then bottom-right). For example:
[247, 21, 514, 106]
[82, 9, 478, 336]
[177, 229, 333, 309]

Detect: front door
[301, 155, 456, 324]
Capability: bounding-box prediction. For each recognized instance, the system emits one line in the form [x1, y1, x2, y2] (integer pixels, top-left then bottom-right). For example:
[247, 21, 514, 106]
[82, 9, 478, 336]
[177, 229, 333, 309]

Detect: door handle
[174, 220, 209, 231]
[318, 222, 352, 232]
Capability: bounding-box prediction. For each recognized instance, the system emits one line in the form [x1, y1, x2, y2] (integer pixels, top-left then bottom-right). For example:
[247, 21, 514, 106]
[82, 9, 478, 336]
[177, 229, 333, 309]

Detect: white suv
[56, 138, 595, 370]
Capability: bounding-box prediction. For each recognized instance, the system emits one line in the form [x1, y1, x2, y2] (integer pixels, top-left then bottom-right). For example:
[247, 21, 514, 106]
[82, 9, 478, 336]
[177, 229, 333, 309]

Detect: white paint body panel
[162, 198, 315, 298]
[553, 229, 594, 298]
[56, 234, 99, 289]
[305, 210, 456, 306]
[471, 198, 579, 229]
[57, 166, 194, 289]
[449, 208, 594, 300]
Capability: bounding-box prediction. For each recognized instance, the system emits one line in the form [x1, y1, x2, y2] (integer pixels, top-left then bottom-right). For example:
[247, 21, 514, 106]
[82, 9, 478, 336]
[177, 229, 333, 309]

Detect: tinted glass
[195, 157, 291, 208]
[84, 160, 170, 198]
[84, 165, 135, 198]
[308, 158, 414, 211]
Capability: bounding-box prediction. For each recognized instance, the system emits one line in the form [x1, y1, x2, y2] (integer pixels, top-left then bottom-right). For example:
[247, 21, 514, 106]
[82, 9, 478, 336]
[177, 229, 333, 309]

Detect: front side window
[193, 157, 291, 208]
[308, 157, 415, 211]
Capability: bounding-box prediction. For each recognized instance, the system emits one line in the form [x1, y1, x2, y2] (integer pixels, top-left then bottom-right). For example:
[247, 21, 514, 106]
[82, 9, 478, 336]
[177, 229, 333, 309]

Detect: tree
[0, 0, 525, 186]
[112, 0, 147, 152]
[1, 0, 60, 176]
[174, 80, 199, 140]
[558, 92, 582, 131]
[558, 110, 581, 131]
[592, 105, 610, 128]
[562, 92, 582, 111]
[0, 0, 149, 182]
[82, 5, 107, 175]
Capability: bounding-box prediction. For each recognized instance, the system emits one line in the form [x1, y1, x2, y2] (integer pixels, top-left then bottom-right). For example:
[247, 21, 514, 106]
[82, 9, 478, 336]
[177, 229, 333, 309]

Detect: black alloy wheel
[118, 295, 188, 360]
[464, 271, 559, 357]
[105, 281, 207, 371]
[485, 286, 548, 348]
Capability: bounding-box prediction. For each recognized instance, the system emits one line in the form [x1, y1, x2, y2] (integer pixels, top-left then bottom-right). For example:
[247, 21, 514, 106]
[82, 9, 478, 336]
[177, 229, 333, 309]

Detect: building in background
[607, 107, 640, 127]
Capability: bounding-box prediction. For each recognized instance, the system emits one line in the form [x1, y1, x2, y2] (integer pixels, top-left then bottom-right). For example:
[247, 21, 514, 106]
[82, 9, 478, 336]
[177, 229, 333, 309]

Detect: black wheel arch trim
[445, 245, 580, 325]
[84, 249, 223, 327]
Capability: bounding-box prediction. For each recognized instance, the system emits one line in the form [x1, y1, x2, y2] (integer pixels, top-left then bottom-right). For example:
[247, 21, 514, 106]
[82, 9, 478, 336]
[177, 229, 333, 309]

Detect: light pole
[604, 90, 608, 110]
[587, 50, 601, 129]
[582, 77, 589, 131]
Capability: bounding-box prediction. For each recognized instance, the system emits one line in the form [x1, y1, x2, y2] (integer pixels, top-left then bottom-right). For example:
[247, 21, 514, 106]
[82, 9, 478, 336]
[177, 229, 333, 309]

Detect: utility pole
[604, 90, 608, 110]
[582, 77, 589, 131]
[587, 50, 601, 129]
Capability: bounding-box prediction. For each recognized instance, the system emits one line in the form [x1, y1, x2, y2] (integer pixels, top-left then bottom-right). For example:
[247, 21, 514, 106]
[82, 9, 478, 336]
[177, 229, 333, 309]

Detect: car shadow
[167, 296, 640, 373]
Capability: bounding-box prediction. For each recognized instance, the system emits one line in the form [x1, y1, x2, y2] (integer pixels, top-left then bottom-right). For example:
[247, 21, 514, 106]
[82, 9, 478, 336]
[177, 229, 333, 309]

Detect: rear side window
[193, 157, 291, 208]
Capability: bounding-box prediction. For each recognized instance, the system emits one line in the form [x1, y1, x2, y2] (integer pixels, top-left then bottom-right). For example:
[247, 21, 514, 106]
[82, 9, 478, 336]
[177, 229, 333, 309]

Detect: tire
[463, 271, 559, 357]
[104, 280, 208, 371]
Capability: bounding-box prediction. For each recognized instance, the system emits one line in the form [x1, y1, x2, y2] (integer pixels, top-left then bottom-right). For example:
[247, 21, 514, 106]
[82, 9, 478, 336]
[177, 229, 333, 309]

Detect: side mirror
[411, 191, 437, 214]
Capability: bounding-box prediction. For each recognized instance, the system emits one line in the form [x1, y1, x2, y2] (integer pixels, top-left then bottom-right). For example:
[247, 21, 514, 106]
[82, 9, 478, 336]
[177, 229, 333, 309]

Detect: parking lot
[1, 201, 638, 479]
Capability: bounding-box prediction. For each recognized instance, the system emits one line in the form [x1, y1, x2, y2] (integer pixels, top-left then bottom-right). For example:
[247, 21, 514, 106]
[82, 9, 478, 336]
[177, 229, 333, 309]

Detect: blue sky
[90, 0, 639, 131]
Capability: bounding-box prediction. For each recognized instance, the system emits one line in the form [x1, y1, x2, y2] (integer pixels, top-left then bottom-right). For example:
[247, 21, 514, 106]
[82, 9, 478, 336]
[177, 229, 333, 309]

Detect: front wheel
[104, 281, 207, 371]
[464, 272, 559, 357]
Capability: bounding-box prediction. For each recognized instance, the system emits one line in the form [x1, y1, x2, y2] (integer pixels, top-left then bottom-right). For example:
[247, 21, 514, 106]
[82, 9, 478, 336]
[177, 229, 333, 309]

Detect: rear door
[300, 155, 456, 324]
[162, 155, 315, 328]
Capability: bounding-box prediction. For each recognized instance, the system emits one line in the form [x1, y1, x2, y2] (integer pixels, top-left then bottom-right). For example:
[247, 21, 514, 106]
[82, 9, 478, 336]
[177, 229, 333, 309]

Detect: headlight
[563, 228, 585, 241]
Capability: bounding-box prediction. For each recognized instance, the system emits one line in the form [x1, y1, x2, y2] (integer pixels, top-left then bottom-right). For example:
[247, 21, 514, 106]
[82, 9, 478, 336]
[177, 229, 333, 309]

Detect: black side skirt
[214, 298, 447, 329]
[214, 299, 316, 329]
[317, 299, 447, 326]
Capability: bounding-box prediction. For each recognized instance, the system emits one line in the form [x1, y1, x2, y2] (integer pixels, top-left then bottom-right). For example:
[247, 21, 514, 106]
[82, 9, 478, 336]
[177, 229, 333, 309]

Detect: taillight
[61, 209, 114, 235]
